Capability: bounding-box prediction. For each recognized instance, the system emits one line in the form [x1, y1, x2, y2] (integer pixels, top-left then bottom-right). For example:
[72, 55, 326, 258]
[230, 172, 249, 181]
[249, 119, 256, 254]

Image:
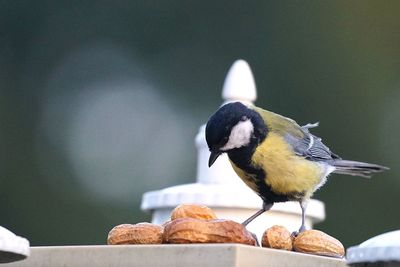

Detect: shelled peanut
[293, 229, 345, 258]
[107, 223, 163, 245]
[170, 204, 217, 221]
[261, 225, 292, 251]
[165, 203, 256, 245]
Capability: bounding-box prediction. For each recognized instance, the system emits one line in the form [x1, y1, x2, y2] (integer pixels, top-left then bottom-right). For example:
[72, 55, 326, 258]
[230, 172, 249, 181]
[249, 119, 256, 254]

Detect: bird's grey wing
[253, 107, 340, 161]
[285, 124, 341, 161]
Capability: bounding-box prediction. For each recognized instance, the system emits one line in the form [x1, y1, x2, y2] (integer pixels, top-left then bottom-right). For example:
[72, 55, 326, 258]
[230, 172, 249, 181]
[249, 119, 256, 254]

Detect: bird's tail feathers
[332, 160, 389, 178]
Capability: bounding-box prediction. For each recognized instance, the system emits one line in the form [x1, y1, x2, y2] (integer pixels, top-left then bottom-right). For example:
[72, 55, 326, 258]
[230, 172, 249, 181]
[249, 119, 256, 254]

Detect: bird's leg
[242, 202, 273, 247]
[242, 202, 273, 226]
[298, 200, 308, 234]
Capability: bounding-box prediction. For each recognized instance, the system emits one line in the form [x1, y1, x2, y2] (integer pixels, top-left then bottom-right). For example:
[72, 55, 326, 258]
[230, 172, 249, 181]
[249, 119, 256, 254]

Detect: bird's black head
[205, 102, 267, 167]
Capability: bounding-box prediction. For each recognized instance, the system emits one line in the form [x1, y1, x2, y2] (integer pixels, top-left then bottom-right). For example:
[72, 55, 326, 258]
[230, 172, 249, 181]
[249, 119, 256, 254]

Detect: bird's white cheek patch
[221, 119, 254, 151]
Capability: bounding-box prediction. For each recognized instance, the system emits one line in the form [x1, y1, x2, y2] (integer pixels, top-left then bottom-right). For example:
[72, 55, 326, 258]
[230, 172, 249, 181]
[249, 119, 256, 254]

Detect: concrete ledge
[3, 244, 348, 267]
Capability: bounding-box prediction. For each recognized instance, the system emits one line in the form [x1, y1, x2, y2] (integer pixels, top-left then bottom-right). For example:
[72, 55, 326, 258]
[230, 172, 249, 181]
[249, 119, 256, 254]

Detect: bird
[205, 101, 388, 233]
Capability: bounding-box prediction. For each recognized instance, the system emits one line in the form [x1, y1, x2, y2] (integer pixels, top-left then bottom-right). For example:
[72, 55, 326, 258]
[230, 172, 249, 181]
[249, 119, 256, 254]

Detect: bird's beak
[208, 151, 222, 167]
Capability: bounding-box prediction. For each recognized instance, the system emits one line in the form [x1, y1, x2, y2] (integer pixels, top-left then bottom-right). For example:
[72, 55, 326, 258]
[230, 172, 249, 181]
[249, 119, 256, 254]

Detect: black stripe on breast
[228, 145, 289, 203]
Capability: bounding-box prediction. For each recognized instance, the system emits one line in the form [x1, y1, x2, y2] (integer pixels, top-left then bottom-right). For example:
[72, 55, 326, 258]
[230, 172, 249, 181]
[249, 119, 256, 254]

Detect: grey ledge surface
[2, 244, 348, 267]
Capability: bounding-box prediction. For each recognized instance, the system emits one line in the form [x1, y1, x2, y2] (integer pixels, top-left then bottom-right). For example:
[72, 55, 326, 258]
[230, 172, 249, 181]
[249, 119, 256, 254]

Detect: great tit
[205, 102, 388, 233]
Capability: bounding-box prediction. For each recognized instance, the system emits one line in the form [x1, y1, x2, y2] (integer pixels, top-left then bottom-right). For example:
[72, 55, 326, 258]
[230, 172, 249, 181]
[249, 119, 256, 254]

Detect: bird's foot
[249, 231, 260, 247]
[291, 225, 307, 237]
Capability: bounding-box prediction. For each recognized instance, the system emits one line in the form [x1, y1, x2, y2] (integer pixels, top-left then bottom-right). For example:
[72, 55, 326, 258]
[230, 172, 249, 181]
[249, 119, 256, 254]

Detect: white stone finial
[222, 59, 257, 104]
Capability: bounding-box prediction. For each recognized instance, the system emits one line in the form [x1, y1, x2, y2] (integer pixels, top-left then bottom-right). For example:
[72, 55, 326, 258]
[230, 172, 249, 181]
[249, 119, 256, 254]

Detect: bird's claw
[292, 226, 307, 237]
[249, 231, 260, 247]
[291, 231, 299, 238]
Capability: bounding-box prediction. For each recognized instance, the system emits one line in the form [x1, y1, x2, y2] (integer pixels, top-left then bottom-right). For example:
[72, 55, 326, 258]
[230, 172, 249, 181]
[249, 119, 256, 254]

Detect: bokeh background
[1, 1, 399, 248]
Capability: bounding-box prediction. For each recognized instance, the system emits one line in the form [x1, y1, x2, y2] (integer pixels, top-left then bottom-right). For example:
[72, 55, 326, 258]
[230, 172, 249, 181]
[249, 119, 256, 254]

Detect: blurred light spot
[70, 83, 188, 202]
[36, 42, 195, 204]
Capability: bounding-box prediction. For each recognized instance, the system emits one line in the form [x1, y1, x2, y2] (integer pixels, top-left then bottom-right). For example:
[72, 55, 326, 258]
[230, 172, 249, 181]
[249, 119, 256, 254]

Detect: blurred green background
[1, 1, 399, 248]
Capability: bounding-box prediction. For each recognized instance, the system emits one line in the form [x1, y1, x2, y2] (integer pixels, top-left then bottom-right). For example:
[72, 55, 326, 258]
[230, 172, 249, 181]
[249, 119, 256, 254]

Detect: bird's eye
[222, 136, 229, 144]
[241, 116, 247, 121]
[218, 136, 228, 146]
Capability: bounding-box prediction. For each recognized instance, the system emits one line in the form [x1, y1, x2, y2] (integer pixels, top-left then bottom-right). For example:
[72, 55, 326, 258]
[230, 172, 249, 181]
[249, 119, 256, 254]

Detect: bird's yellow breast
[250, 132, 325, 198]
